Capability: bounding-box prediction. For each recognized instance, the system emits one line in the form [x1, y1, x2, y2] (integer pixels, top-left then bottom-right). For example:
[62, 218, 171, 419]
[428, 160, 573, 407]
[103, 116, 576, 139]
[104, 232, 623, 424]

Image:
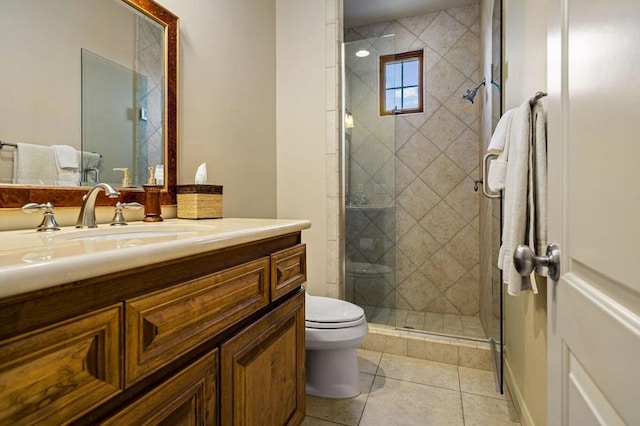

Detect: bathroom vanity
[0, 218, 309, 425]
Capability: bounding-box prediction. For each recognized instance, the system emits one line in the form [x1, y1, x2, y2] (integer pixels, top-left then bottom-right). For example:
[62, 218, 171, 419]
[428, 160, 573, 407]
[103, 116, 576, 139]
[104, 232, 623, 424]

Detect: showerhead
[462, 87, 480, 104]
[461, 79, 485, 104]
[461, 79, 501, 104]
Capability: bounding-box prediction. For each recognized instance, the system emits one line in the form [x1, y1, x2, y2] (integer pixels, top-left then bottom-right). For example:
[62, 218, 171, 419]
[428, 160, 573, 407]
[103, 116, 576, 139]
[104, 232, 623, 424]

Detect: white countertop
[0, 218, 311, 299]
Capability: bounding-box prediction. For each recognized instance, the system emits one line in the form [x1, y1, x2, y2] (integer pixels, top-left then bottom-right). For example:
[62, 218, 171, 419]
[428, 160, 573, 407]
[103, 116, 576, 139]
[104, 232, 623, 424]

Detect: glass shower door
[488, 0, 504, 393]
[343, 35, 396, 326]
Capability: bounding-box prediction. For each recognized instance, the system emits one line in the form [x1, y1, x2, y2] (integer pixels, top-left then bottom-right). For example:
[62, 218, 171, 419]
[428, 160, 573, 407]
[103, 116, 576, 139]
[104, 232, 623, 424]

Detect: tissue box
[176, 185, 223, 219]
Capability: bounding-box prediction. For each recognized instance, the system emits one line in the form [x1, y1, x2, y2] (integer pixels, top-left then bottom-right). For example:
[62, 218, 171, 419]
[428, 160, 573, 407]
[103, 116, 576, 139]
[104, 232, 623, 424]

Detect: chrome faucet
[76, 183, 121, 228]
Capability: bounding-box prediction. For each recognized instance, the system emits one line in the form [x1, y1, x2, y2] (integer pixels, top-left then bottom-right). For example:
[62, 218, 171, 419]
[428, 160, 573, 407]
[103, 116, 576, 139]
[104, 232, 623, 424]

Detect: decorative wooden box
[176, 185, 223, 219]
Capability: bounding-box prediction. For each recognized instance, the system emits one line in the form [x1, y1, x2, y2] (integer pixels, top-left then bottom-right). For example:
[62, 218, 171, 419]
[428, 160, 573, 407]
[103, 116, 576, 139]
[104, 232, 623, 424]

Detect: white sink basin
[55, 224, 214, 242]
[69, 230, 190, 241]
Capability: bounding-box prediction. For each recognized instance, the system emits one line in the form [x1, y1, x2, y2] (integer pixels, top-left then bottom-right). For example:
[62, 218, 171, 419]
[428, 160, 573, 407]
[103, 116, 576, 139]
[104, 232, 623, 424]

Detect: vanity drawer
[125, 257, 270, 385]
[104, 349, 217, 425]
[0, 305, 122, 426]
[270, 244, 307, 301]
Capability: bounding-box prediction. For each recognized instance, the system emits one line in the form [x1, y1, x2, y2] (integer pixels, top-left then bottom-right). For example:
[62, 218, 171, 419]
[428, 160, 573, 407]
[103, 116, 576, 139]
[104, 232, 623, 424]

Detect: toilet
[305, 292, 368, 398]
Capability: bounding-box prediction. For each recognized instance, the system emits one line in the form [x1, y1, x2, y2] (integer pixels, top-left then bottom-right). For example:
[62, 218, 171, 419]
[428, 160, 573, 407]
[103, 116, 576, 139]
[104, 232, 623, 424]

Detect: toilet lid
[306, 294, 365, 325]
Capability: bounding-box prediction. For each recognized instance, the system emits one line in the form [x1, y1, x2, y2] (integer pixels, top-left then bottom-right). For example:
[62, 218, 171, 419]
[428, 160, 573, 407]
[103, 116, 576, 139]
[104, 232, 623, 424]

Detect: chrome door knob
[513, 243, 561, 281]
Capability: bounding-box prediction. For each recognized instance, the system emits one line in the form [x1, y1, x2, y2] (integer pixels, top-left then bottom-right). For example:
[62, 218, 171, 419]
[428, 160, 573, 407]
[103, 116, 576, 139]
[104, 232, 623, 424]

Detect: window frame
[379, 50, 424, 116]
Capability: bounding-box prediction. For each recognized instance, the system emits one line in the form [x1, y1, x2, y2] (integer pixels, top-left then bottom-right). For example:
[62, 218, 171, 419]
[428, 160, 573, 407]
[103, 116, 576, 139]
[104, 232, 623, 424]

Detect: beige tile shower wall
[346, 4, 481, 315]
[136, 19, 164, 176]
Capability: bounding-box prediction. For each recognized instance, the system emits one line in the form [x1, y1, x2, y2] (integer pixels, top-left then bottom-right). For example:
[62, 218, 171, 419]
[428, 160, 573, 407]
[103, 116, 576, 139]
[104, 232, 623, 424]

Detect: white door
[547, 0, 640, 424]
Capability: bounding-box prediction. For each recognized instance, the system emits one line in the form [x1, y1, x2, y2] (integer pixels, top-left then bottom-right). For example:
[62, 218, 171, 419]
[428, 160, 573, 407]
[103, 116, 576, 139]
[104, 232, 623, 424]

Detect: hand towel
[487, 110, 514, 191]
[487, 158, 507, 191]
[51, 145, 79, 169]
[497, 100, 535, 295]
[51, 144, 80, 186]
[488, 109, 514, 154]
[13, 143, 58, 185]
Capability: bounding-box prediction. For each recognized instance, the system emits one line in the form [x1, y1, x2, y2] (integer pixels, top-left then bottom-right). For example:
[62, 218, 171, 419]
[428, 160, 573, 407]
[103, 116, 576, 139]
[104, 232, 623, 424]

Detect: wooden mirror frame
[0, 0, 178, 208]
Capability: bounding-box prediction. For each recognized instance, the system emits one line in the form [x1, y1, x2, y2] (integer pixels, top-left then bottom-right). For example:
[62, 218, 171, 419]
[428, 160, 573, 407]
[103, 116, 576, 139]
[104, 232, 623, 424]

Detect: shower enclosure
[342, 3, 503, 345]
[341, 1, 505, 392]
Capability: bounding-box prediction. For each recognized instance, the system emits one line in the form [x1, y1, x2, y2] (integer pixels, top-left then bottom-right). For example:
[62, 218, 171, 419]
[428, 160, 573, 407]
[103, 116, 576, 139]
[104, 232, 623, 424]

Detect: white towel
[82, 151, 101, 170]
[51, 145, 79, 169]
[487, 110, 514, 191]
[528, 102, 548, 279]
[498, 100, 534, 295]
[497, 97, 549, 295]
[13, 143, 58, 185]
[488, 109, 514, 154]
[80, 151, 102, 184]
[51, 144, 80, 186]
[487, 158, 507, 191]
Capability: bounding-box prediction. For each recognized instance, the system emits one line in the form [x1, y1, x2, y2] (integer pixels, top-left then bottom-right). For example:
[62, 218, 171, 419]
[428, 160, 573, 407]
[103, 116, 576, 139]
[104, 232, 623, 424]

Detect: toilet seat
[305, 294, 365, 329]
[306, 315, 366, 329]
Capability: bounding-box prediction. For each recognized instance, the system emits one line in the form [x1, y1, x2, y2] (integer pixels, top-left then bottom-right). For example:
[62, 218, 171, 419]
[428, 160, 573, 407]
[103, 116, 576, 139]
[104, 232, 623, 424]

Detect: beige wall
[159, 0, 277, 219]
[275, 0, 328, 295]
[503, 0, 548, 424]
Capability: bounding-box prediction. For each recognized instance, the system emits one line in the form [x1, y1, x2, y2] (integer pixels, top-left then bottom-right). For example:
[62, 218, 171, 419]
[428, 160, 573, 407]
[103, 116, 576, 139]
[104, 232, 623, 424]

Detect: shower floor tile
[302, 350, 520, 426]
[362, 305, 488, 339]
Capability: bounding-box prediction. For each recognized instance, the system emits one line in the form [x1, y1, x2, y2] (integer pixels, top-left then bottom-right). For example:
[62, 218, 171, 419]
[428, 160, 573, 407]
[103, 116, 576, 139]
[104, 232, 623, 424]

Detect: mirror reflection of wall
[81, 18, 163, 187]
[81, 49, 137, 186]
[0, 0, 164, 187]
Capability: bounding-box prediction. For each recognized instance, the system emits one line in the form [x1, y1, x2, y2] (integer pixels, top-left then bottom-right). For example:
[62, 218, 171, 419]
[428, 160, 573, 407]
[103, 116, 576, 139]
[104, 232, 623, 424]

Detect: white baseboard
[504, 358, 536, 426]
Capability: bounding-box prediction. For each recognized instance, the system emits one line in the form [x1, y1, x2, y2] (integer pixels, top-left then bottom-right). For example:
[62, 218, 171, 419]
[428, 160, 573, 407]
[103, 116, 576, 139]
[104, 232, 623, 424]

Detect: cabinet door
[125, 257, 270, 385]
[0, 305, 122, 425]
[103, 349, 217, 425]
[221, 291, 305, 426]
[270, 244, 306, 302]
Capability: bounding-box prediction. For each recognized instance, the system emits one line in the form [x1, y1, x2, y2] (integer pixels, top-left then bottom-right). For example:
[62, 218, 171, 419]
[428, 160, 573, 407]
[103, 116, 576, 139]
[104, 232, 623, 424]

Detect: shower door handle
[513, 243, 561, 281]
[481, 153, 500, 199]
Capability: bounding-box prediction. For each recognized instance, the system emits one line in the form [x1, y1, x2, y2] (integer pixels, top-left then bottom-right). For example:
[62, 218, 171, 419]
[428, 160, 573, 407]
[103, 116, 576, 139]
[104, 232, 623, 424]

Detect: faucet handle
[110, 202, 143, 226]
[22, 202, 60, 232]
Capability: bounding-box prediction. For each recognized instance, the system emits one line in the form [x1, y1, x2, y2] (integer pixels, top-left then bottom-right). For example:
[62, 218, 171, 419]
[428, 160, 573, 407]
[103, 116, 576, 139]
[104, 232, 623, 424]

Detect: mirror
[0, 0, 177, 207]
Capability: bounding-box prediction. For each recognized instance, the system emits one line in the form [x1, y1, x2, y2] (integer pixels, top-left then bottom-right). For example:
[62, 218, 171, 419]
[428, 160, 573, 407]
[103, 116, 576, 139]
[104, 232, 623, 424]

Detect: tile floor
[362, 306, 494, 339]
[303, 349, 520, 426]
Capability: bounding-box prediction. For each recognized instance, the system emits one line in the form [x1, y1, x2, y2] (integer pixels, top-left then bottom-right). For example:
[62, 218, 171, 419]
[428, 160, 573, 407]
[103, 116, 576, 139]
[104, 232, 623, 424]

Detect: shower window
[379, 50, 423, 116]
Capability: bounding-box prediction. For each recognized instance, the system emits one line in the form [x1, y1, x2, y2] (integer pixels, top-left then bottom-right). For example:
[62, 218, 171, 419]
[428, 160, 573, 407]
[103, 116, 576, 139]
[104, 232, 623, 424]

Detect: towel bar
[481, 153, 501, 199]
[0, 141, 18, 150]
[530, 91, 547, 106]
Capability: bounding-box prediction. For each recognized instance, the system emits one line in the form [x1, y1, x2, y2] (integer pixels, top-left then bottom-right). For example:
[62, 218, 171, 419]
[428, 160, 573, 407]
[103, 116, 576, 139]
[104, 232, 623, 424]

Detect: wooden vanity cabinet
[271, 244, 307, 302]
[103, 349, 218, 425]
[125, 257, 271, 386]
[0, 305, 122, 425]
[221, 290, 305, 426]
[0, 233, 307, 426]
